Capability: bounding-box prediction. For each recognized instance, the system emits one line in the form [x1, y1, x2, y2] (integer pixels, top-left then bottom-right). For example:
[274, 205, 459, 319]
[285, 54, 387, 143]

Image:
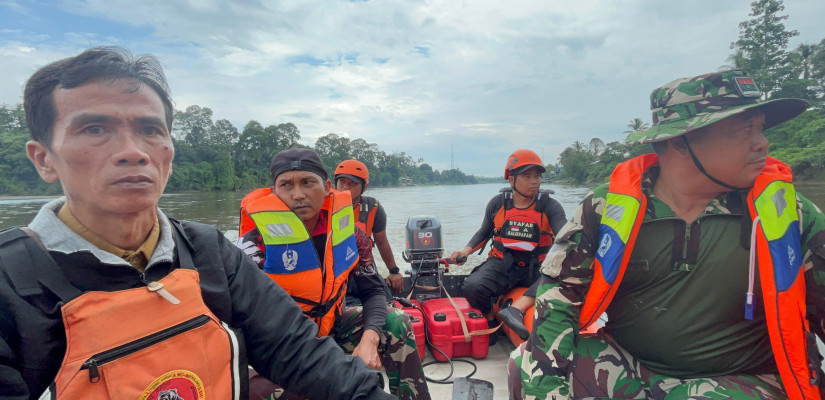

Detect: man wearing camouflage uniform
[237, 148, 430, 400]
[509, 70, 825, 399]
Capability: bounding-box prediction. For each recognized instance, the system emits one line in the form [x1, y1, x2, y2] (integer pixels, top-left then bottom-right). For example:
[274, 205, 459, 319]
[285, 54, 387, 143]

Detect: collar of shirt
[56, 205, 160, 272]
[310, 210, 329, 237]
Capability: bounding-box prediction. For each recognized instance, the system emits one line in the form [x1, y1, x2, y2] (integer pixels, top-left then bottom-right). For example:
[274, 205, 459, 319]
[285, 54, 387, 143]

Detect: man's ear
[508, 176, 515, 186]
[26, 141, 59, 183]
[324, 179, 332, 194]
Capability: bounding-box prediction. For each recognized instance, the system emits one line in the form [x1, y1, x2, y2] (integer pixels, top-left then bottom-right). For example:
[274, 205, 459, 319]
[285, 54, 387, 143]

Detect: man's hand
[386, 273, 404, 292]
[449, 248, 471, 265]
[352, 329, 383, 370]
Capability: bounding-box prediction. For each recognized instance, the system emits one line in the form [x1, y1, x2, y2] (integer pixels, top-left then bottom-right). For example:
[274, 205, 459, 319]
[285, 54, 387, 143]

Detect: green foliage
[765, 109, 825, 179]
[555, 109, 825, 184]
[315, 133, 352, 176]
[624, 118, 649, 135]
[777, 40, 825, 105]
[557, 141, 594, 184]
[0, 104, 61, 195]
[729, 0, 799, 98]
[554, 133, 653, 184]
[313, 133, 476, 186]
[0, 103, 478, 195]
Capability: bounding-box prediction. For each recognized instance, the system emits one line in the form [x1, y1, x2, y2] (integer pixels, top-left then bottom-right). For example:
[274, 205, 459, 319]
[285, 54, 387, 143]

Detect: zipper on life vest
[80, 314, 210, 383]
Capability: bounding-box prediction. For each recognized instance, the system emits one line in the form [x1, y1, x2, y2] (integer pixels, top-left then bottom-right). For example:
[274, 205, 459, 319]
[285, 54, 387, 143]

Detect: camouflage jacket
[518, 167, 825, 398]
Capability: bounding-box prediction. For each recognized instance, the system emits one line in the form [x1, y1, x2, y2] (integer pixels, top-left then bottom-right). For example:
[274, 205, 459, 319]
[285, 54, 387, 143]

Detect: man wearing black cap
[237, 148, 430, 400]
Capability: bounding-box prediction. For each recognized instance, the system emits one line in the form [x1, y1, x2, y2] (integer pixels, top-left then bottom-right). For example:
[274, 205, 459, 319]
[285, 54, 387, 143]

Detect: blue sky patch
[286, 54, 327, 66]
[0, 2, 153, 45]
[412, 45, 430, 57]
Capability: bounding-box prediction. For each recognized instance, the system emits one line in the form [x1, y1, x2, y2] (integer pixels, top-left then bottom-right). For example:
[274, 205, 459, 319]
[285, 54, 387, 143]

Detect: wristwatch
[388, 267, 400, 274]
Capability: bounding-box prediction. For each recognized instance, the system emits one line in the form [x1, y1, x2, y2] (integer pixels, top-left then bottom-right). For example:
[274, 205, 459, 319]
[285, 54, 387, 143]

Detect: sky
[2, 0, 824, 177]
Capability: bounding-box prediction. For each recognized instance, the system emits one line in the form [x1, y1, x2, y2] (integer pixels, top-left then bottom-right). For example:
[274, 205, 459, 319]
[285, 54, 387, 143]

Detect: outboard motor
[402, 215, 444, 278]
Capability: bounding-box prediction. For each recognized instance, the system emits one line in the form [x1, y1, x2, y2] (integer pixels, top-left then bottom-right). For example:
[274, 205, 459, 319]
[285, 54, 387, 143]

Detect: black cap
[512, 164, 546, 176]
[334, 173, 366, 185]
[270, 148, 328, 182]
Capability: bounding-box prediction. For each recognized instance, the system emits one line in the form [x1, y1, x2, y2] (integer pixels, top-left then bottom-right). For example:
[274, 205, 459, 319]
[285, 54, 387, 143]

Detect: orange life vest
[579, 154, 820, 400]
[490, 188, 555, 265]
[239, 188, 359, 337]
[48, 268, 239, 400]
[354, 195, 379, 239]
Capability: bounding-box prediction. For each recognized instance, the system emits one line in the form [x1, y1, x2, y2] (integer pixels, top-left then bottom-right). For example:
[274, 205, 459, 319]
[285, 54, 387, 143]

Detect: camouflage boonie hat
[626, 69, 808, 144]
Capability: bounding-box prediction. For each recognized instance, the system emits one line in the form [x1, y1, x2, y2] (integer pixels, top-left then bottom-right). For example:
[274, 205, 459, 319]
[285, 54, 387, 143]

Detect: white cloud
[2, 0, 824, 175]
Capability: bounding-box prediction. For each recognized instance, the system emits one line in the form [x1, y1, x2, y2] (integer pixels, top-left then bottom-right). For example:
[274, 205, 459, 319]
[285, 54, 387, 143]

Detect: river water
[2, 181, 824, 275]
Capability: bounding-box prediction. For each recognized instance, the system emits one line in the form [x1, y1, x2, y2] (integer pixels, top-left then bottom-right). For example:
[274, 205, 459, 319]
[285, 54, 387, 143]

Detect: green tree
[349, 138, 381, 167]
[314, 133, 352, 176]
[271, 122, 301, 150]
[729, 0, 799, 99]
[766, 109, 825, 179]
[588, 137, 605, 155]
[234, 120, 277, 187]
[557, 141, 593, 184]
[417, 163, 436, 184]
[720, 49, 748, 71]
[624, 118, 649, 135]
[0, 104, 61, 195]
[811, 39, 825, 86]
[771, 43, 823, 105]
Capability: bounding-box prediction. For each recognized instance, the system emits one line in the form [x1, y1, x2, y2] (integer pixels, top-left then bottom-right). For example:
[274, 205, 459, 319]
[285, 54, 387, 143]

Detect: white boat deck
[382, 338, 516, 400]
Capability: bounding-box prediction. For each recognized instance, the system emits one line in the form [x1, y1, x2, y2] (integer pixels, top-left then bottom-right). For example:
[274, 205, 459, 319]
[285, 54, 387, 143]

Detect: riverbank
[0, 195, 60, 201]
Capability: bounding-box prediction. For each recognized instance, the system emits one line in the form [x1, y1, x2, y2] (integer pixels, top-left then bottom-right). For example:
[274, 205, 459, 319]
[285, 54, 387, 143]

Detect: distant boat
[401, 177, 416, 186]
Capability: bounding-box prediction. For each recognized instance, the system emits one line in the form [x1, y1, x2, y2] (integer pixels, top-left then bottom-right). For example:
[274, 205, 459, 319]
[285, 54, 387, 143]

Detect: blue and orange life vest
[579, 154, 820, 400]
[490, 188, 556, 265]
[239, 188, 359, 337]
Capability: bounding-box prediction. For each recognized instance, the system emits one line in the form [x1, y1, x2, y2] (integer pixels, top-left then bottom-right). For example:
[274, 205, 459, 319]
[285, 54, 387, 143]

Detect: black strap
[293, 283, 347, 319]
[0, 228, 83, 303]
[357, 197, 373, 226]
[169, 219, 196, 270]
[683, 136, 748, 191]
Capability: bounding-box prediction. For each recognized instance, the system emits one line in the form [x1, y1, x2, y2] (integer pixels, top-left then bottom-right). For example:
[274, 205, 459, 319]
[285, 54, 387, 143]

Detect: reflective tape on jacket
[240, 188, 359, 337]
[579, 154, 820, 400]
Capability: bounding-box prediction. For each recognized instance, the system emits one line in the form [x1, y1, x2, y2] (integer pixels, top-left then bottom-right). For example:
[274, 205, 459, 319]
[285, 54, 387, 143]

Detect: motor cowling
[403, 215, 443, 274]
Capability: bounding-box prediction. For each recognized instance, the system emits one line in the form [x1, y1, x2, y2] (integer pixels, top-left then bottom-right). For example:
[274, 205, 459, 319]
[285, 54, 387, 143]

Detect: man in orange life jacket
[449, 149, 567, 341]
[334, 159, 404, 294]
[236, 148, 430, 400]
[0, 47, 393, 400]
[509, 70, 825, 400]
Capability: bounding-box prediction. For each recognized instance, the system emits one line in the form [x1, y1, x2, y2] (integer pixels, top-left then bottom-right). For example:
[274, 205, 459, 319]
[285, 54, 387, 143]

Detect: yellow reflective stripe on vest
[602, 192, 641, 244]
[250, 211, 310, 245]
[330, 207, 355, 246]
[754, 181, 798, 241]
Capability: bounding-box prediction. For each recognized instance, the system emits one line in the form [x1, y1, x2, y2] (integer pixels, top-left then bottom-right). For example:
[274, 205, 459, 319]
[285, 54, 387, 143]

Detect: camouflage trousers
[335, 305, 431, 400]
[508, 329, 790, 400]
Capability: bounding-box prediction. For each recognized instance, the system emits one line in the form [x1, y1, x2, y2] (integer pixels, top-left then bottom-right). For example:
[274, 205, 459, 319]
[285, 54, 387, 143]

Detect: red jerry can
[421, 297, 489, 362]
